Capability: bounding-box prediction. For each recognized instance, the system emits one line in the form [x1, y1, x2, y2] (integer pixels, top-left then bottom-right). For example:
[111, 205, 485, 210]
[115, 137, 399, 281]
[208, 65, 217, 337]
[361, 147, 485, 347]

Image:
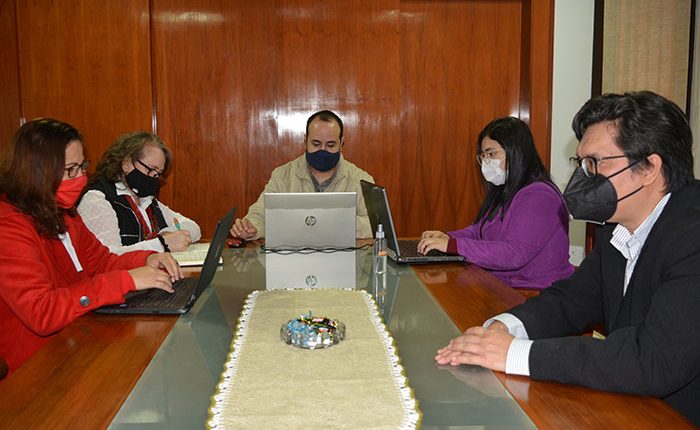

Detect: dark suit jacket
[509, 180, 700, 426]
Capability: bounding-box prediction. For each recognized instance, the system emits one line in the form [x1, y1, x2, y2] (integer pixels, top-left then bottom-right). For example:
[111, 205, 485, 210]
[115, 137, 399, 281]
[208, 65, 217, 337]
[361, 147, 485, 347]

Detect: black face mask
[563, 160, 644, 224]
[125, 168, 160, 198]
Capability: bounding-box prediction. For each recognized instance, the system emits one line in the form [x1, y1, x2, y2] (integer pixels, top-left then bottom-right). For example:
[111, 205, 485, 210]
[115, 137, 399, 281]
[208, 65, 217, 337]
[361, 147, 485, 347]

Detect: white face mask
[481, 158, 507, 186]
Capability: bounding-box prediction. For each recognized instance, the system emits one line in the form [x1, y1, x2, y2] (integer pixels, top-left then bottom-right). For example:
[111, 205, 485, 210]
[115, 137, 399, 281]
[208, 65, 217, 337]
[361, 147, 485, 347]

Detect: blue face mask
[306, 150, 340, 172]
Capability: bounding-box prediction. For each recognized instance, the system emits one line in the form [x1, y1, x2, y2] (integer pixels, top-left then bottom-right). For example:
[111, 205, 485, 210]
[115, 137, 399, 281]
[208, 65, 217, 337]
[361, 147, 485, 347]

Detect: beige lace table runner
[208, 289, 420, 429]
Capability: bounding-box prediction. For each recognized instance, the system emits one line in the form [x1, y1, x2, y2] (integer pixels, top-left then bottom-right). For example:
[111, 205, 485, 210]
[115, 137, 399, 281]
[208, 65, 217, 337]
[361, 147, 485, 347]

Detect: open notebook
[171, 243, 223, 267]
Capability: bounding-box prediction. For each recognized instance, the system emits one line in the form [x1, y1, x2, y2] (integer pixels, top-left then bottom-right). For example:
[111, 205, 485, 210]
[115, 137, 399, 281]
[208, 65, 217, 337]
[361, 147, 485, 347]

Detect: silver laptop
[265, 251, 356, 290]
[264, 192, 356, 250]
[360, 180, 464, 264]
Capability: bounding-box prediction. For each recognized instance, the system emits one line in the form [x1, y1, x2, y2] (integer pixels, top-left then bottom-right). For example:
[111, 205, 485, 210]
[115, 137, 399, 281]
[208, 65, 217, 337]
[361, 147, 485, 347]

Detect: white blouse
[77, 182, 201, 255]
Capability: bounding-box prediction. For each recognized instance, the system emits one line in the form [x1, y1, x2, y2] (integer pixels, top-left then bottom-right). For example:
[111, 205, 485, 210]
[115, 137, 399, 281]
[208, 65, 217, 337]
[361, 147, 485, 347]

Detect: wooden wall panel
[15, 0, 153, 165]
[522, 0, 554, 167]
[276, 0, 401, 185]
[1, 0, 554, 239]
[154, 0, 403, 237]
[154, 0, 552, 238]
[0, 0, 20, 148]
[152, 0, 281, 236]
[398, 0, 524, 234]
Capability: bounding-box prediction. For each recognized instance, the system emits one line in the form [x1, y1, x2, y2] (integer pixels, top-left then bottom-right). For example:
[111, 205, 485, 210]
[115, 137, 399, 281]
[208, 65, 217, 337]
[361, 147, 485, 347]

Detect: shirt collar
[309, 169, 338, 192]
[610, 193, 671, 261]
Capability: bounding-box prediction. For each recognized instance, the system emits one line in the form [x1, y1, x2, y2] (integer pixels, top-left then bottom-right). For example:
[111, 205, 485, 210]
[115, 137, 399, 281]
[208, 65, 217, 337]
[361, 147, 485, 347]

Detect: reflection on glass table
[265, 250, 357, 290]
[109, 247, 534, 429]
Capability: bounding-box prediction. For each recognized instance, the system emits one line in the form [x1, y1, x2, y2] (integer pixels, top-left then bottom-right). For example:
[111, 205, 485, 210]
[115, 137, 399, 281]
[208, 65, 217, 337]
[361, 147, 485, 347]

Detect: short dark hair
[90, 131, 171, 186]
[306, 110, 343, 139]
[0, 118, 83, 237]
[572, 91, 693, 193]
[476, 116, 554, 222]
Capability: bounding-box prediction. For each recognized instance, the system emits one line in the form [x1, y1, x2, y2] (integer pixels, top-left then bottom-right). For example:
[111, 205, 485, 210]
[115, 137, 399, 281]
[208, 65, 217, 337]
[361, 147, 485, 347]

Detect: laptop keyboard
[127, 277, 198, 308]
[398, 239, 445, 258]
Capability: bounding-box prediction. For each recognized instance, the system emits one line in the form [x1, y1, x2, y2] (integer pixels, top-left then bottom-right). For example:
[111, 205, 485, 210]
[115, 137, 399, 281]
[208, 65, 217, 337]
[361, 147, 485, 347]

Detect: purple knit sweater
[448, 181, 574, 289]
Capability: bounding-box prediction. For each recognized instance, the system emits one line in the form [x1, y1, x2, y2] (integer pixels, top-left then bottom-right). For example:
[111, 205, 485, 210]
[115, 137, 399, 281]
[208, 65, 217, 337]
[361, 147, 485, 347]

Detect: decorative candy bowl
[280, 311, 346, 349]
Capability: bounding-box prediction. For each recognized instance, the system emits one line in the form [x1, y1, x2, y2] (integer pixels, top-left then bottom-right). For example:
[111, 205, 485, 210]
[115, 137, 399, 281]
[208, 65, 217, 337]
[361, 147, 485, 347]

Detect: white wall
[551, 0, 595, 263]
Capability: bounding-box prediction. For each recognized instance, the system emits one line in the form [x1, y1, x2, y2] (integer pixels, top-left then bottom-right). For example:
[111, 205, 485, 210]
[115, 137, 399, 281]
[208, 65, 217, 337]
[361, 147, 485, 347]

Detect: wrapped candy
[280, 311, 346, 349]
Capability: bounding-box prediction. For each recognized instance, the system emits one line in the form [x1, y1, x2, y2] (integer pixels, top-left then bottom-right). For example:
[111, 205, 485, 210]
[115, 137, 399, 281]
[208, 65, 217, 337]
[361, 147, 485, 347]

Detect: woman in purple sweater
[418, 117, 574, 289]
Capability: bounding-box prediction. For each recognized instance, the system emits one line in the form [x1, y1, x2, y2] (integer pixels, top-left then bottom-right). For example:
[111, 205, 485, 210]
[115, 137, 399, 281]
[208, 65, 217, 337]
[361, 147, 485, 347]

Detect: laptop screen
[194, 207, 237, 296]
[359, 180, 401, 257]
[264, 192, 356, 250]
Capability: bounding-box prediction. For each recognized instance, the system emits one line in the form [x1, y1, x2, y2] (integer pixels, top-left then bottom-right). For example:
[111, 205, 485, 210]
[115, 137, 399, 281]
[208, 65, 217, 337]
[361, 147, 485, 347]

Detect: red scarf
[124, 195, 160, 240]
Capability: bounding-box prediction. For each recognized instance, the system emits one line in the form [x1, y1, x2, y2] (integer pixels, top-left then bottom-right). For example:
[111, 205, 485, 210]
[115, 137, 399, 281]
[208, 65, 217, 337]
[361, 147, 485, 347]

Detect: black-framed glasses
[476, 148, 504, 165]
[569, 154, 627, 178]
[133, 159, 164, 179]
[65, 159, 90, 178]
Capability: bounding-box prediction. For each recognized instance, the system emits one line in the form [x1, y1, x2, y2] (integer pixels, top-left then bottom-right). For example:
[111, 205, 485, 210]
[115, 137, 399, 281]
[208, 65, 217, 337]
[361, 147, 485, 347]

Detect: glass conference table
[109, 246, 535, 429]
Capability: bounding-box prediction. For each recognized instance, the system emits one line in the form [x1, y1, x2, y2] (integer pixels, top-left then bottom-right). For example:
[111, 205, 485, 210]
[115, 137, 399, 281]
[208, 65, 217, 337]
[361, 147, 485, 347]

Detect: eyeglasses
[476, 148, 503, 165]
[65, 159, 90, 178]
[134, 159, 165, 179]
[569, 154, 627, 178]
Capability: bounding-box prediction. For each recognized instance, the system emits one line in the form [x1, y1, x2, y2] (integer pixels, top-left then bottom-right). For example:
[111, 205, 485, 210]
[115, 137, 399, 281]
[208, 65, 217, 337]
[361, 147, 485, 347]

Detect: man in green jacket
[230, 110, 374, 240]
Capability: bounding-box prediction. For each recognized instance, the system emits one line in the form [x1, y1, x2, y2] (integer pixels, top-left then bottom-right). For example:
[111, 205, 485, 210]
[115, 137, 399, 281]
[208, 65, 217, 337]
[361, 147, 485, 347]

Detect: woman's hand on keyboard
[421, 230, 449, 240]
[128, 266, 174, 293]
[146, 253, 184, 282]
[417, 236, 448, 255]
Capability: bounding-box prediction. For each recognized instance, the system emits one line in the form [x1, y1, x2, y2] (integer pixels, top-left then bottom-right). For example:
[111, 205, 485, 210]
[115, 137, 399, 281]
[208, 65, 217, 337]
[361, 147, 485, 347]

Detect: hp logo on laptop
[305, 275, 317, 287]
[305, 215, 317, 226]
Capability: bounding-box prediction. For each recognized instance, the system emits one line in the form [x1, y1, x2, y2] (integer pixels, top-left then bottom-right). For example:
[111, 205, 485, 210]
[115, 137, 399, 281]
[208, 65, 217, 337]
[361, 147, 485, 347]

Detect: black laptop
[360, 180, 464, 264]
[97, 207, 237, 315]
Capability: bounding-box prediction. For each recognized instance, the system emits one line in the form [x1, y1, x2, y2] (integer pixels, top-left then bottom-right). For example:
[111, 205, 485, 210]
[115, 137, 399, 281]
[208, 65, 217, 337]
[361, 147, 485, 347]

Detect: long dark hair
[0, 118, 83, 238]
[89, 131, 170, 186]
[475, 117, 553, 222]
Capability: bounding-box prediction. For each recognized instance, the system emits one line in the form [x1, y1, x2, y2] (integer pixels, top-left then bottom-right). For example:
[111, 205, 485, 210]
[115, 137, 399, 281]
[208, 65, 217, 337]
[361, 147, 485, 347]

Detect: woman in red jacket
[0, 118, 183, 375]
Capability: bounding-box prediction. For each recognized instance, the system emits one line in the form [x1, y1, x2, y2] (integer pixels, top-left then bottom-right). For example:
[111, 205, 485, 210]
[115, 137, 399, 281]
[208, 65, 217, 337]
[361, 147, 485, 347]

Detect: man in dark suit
[435, 91, 700, 425]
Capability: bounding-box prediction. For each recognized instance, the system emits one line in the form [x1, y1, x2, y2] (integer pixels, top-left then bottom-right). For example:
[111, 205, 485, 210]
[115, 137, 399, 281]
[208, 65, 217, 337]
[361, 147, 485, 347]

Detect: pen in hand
[172, 217, 192, 248]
